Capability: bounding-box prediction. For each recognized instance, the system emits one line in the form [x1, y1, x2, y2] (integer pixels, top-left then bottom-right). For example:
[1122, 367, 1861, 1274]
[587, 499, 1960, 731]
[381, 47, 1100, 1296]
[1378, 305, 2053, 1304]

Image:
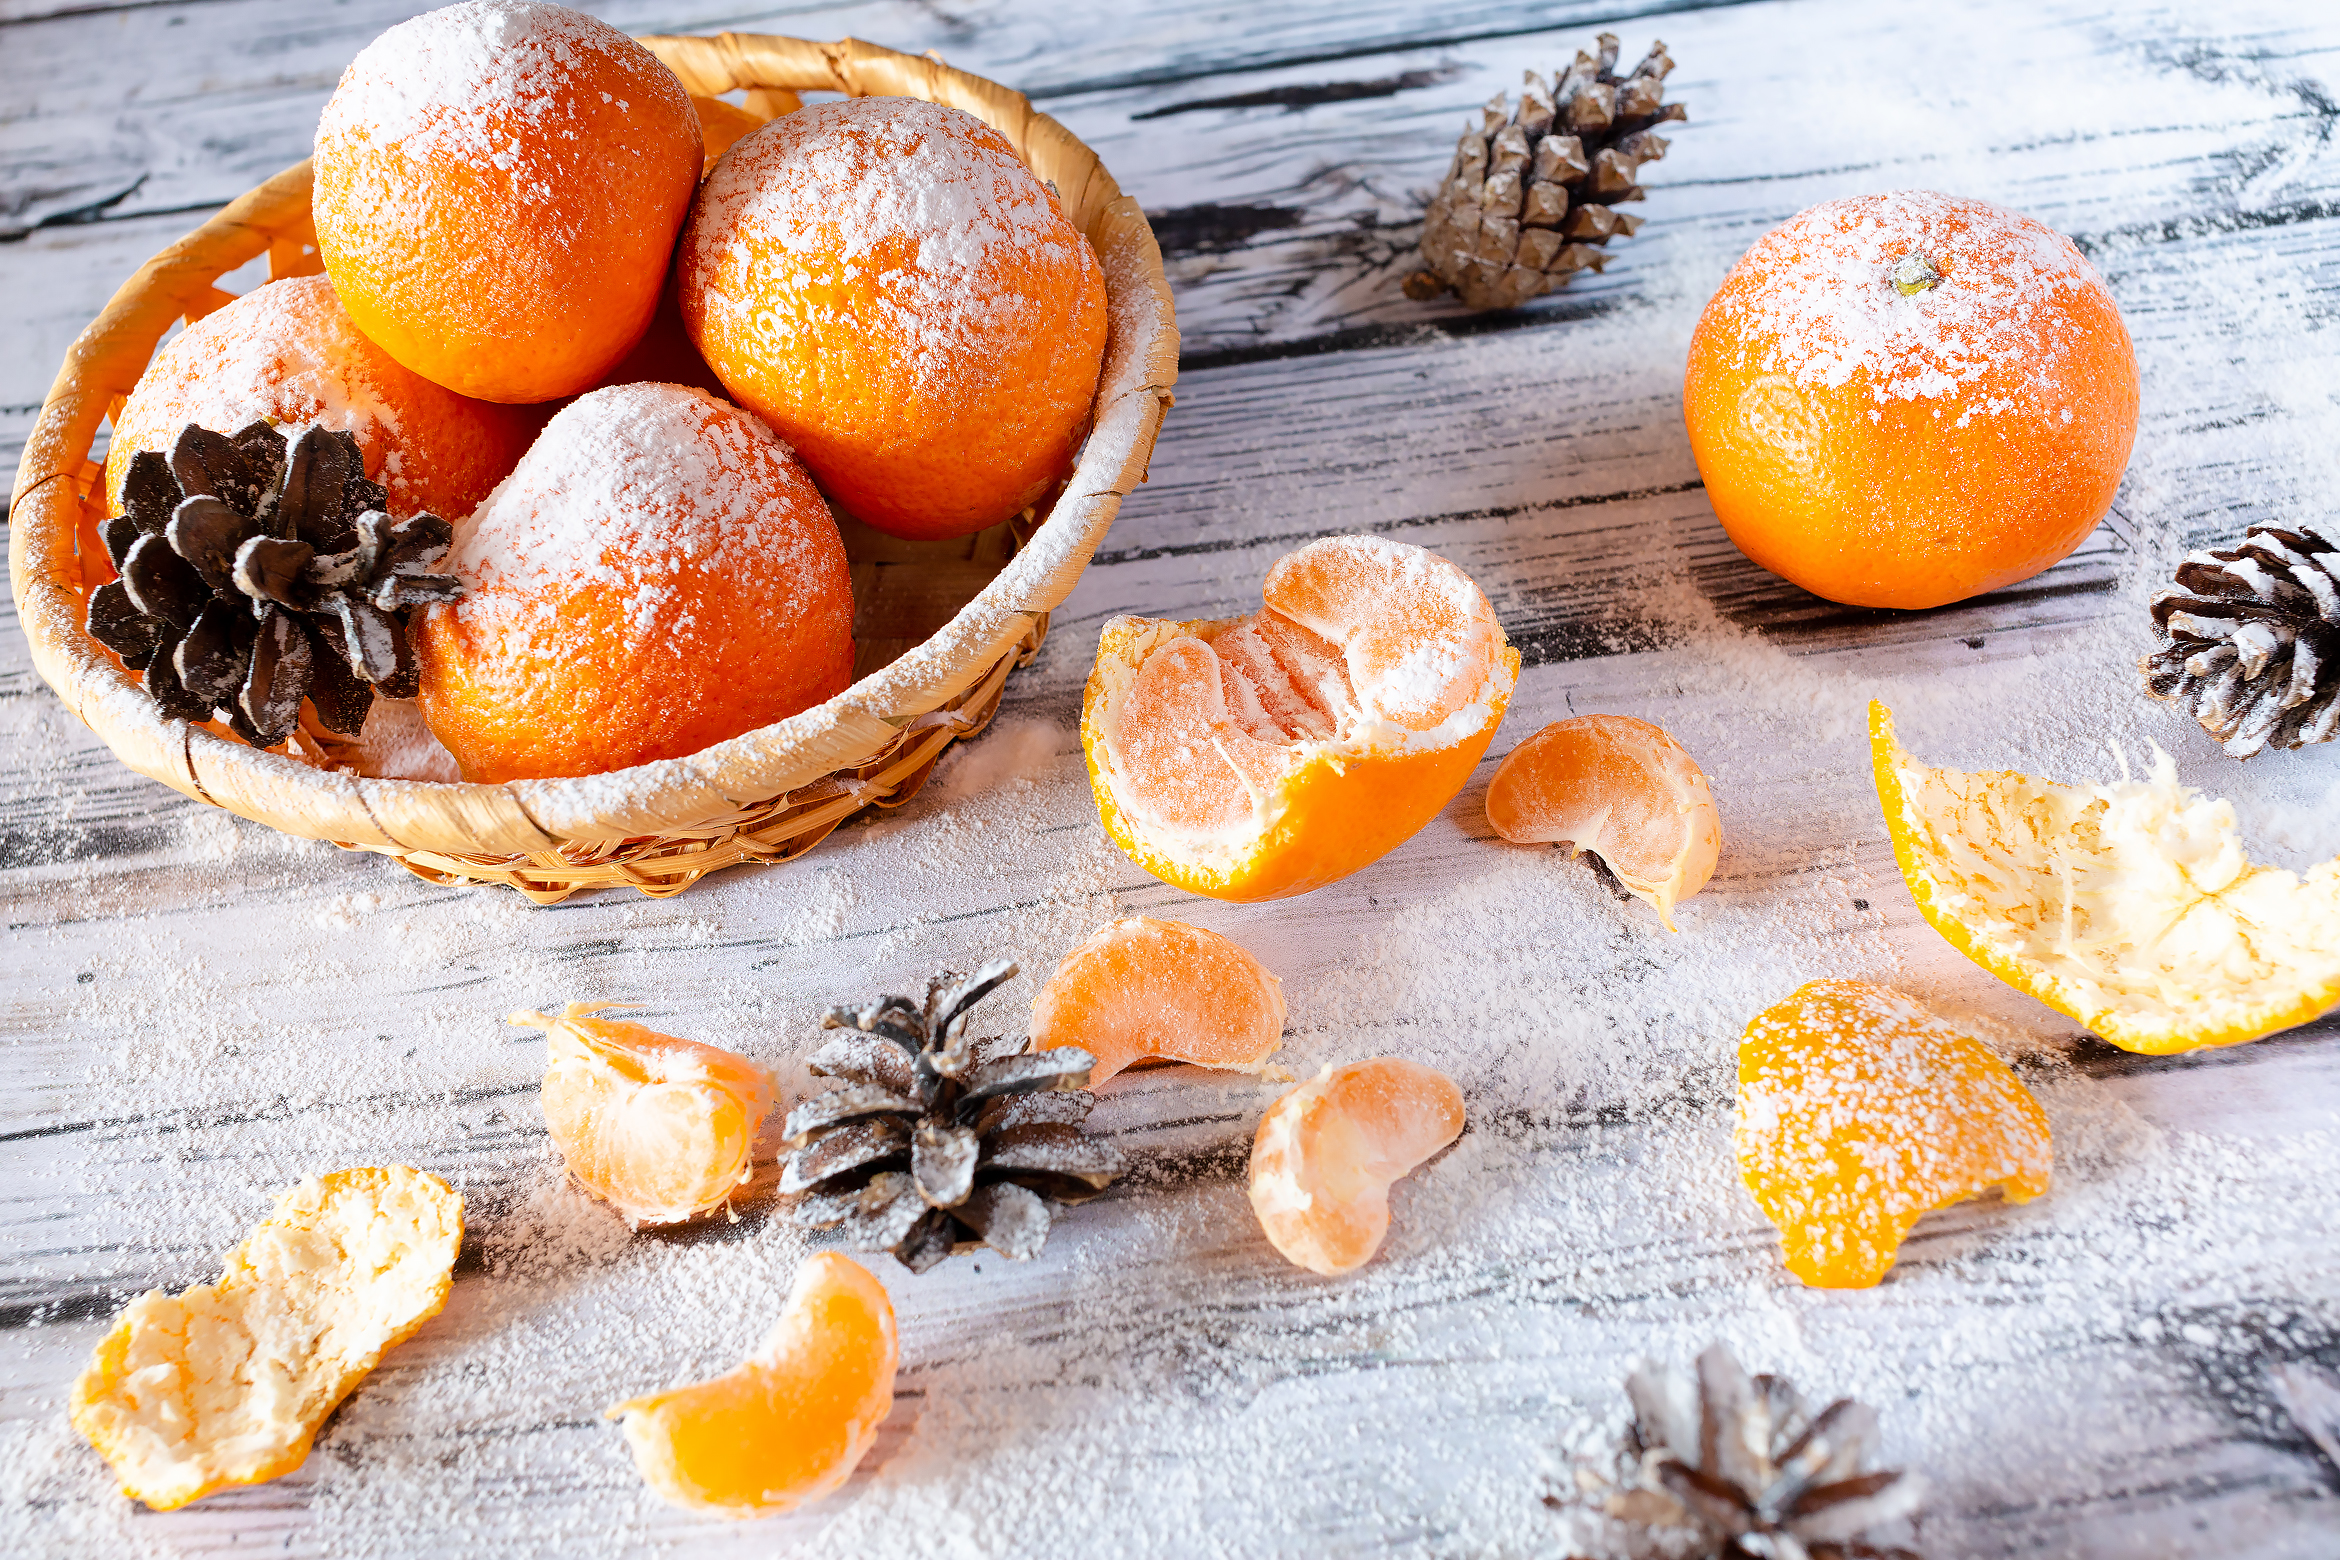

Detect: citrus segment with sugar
[681, 96, 1107, 540]
[512, 1004, 775, 1225]
[1485, 715, 1721, 929]
[71, 1166, 463, 1511]
[1871, 701, 2340, 1053]
[1030, 917, 1286, 1084]
[1084, 535, 1519, 901]
[1249, 1058, 1465, 1276]
[313, 0, 704, 402]
[609, 1252, 897, 1517]
[1736, 979, 2051, 1289]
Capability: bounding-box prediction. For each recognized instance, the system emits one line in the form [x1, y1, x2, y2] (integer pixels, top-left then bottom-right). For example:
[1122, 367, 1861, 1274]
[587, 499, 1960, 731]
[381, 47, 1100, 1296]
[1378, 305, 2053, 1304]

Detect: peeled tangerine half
[1871, 702, 2340, 1053]
[609, 1252, 898, 1517]
[1485, 715, 1722, 929]
[1737, 980, 2051, 1289]
[1085, 535, 1520, 900]
[513, 1004, 776, 1225]
[72, 1167, 463, 1510]
[1030, 917, 1287, 1084]
[1249, 1058, 1465, 1276]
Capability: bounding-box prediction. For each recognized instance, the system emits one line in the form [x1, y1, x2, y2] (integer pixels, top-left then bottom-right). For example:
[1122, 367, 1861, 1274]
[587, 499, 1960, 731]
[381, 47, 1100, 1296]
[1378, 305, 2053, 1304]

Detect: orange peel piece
[1029, 917, 1287, 1084]
[71, 1166, 463, 1511]
[1736, 979, 2052, 1288]
[513, 1004, 775, 1225]
[609, 1251, 898, 1517]
[1485, 714, 1722, 929]
[1248, 1057, 1466, 1276]
[1871, 701, 2340, 1053]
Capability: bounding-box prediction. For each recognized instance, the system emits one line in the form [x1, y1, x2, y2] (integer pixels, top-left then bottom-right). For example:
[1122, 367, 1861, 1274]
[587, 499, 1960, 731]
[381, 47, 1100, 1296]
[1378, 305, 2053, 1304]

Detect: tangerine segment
[1485, 715, 1722, 930]
[1084, 536, 1519, 901]
[512, 1005, 774, 1225]
[1736, 980, 2051, 1289]
[1249, 1058, 1465, 1276]
[1030, 917, 1287, 1084]
[71, 1167, 463, 1511]
[1870, 702, 2340, 1053]
[609, 1252, 897, 1518]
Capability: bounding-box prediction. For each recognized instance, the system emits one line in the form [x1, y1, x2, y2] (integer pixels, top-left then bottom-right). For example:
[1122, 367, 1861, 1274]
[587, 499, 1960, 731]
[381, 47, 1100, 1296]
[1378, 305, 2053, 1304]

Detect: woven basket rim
[7, 32, 1178, 858]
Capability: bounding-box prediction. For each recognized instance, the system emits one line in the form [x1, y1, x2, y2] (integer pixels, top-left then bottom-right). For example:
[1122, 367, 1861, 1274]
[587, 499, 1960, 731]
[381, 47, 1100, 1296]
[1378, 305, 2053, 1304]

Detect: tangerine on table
[312, 0, 704, 403]
[413, 382, 855, 783]
[609, 1252, 897, 1517]
[1683, 190, 2138, 609]
[680, 96, 1108, 540]
[103, 274, 533, 523]
[1030, 917, 1287, 1085]
[1736, 979, 2052, 1289]
[1249, 1057, 1465, 1276]
[1084, 535, 1520, 901]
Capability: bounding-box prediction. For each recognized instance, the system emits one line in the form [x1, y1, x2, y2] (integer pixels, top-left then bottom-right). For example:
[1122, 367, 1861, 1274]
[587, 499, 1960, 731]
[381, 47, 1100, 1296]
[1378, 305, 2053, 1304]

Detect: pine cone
[2142, 523, 2338, 758]
[784, 959, 1125, 1273]
[1406, 34, 1686, 311]
[83, 421, 463, 749]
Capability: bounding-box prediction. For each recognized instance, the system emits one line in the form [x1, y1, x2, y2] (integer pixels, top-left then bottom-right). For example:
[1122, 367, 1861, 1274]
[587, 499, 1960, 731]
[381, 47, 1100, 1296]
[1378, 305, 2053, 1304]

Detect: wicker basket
[7, 34, 1178, 904]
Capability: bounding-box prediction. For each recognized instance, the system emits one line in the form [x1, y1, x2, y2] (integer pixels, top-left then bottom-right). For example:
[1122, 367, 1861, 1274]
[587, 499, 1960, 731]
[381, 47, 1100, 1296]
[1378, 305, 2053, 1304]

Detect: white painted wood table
[5, 1, 2339, 1555]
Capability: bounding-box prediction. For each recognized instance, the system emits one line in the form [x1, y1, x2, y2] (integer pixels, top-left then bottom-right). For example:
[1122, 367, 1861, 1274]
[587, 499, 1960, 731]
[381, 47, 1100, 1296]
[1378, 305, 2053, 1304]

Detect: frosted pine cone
[2143, 523, 2338, 757]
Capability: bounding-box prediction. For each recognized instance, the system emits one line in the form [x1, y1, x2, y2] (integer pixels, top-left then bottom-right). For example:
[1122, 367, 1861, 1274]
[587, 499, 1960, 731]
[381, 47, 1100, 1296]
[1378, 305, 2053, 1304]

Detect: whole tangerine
[104, 274, 533, 522]
[312, 0, 703, 403]
[680, 96, 1108, 541]
[1683, 190, 2138, 610]
[413, 383, 855, 783]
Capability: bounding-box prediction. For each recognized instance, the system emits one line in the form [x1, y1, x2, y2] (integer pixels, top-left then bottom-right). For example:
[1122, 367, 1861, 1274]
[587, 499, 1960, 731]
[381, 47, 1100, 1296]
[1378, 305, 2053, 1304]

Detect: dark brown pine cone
[2142, 523, 2337, 757]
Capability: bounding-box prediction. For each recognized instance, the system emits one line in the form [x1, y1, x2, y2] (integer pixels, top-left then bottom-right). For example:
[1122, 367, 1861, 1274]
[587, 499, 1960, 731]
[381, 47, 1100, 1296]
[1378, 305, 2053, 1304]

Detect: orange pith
[680, 95, 1107, 540]
[1735, 979, 2052, 1289]
[1484, 714, 1722, 930]
[511, 1004, 774, 1225]
[1083, 535, 1520, 902]
[1248, 1058, 1465, 1276]
[1030, 917, 1287, 1084]
[609, 1252, 898, 1517]
[1683, 190, 2138, 609]
[312, 1, 704, 403]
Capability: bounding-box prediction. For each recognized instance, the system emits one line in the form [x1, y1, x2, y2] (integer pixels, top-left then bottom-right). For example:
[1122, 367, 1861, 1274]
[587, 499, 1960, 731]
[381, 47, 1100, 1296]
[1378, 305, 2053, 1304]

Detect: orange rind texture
[609, 1252, 898, 1518]
[71, 1166, 463, 1511]
[1736, 979, 2051, 1288]
[1030, 917, 1287, 1084]
[1249, 1058, 1465, 1276]
[512, 1004, 775, 1225]
[1871, 701, 2340, 1052]
[1484, 714, 1722, 930]
[1083, 535, 1519, 901]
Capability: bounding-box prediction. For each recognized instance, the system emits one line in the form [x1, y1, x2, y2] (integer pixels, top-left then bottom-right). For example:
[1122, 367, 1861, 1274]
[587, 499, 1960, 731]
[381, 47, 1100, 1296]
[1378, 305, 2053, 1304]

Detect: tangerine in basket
[1249, 1058, 1465, 1276]
[103, 274, 532, 522]
[312, 0, 704, 403]
[1736, 979, 2052, 1289]
[1485, 714, 1721, 929]
[609, 1251, 897, 1517]
[680, 96, 1108, 540]
[1083, 535, 1518, 901]
[413, 383, 854, 783]
[1683, 190, 2138, 609]
[1030, 917, 1287, 1084]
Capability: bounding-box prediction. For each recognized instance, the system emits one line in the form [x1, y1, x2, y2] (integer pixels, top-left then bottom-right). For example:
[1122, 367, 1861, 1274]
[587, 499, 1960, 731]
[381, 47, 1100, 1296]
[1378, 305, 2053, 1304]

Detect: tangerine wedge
[1030, 917, 1287, 1084]
[609, 1252, 897, 1517]
[1871, 701, 2340, 1052]
[512, 1004, 774, 1225]
[1737, 979, 2052, 1288]
[1484, 715, 1722, 929]
[1083, 536, 1519, 901]
[1249, 1058, 1465, 1276]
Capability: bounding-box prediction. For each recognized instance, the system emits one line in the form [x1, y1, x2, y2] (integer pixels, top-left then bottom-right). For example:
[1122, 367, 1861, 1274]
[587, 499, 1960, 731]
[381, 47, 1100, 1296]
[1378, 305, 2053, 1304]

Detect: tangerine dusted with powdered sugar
[1684, 190, 2137, 610]
[312, 0, 703, 403]
[680, 96, 1108, 541]
[413, 383, 854, 783]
